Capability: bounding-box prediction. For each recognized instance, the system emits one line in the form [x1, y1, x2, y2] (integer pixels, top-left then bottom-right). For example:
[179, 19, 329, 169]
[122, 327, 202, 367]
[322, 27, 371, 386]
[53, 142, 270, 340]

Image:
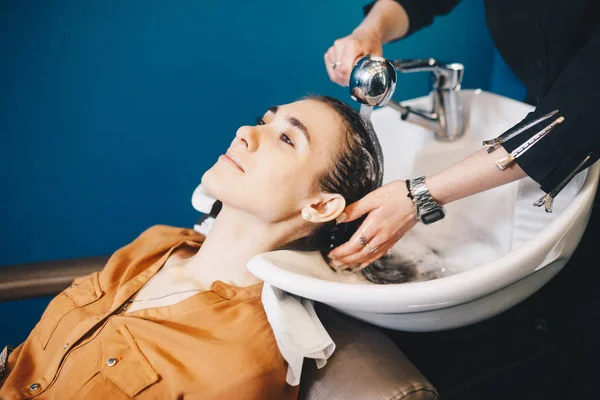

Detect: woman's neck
[185, 206, 304, 287]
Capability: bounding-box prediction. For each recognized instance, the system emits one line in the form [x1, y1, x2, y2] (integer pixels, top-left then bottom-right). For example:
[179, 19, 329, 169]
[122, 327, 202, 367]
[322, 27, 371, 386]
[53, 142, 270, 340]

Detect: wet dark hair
[288, 96, 383, 252]
[209, 95, 387, 283]
[279, 95, 389, 283]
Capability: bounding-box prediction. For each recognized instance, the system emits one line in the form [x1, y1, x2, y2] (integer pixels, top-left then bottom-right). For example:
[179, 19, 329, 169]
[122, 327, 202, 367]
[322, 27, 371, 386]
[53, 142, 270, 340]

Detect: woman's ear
[300, 194, 346, 224]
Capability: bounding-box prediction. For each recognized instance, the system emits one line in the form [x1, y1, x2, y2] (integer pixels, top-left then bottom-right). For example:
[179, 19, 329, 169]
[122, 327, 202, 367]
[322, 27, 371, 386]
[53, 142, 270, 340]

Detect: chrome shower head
[349, 55, 397, 107]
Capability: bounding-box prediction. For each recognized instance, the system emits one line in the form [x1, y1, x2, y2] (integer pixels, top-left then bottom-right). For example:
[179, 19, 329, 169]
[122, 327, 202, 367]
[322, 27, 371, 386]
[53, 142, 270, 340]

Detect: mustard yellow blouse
[0, 225, 298, 399]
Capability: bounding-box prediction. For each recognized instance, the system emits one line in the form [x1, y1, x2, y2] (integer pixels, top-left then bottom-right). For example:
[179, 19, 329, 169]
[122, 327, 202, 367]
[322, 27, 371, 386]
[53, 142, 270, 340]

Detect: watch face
[421, 208, 445, 225]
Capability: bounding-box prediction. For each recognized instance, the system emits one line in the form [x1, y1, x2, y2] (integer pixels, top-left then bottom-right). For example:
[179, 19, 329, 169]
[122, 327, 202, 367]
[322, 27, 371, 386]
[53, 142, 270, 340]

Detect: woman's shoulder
[99, 225, 205, 288]
[125, 225, 206, 253]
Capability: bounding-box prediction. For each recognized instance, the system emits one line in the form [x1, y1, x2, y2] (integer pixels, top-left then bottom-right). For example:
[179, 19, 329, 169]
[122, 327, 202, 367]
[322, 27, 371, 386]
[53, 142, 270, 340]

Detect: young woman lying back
[0, 96, 386, 399]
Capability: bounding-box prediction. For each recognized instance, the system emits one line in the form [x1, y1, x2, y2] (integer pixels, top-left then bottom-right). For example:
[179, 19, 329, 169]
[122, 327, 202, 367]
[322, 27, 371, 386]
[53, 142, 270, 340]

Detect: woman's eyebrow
[267, 106, 311, 144]
[287, 117, 311, 144]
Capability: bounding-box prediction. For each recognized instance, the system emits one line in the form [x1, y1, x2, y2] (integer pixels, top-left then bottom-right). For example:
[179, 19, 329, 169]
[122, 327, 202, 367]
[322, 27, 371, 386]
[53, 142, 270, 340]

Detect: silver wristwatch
[409, 176, 446, 224]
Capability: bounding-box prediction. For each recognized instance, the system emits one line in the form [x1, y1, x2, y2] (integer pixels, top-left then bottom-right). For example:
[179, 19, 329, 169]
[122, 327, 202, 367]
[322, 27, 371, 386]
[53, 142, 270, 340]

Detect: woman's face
[202, 99, 344, 222]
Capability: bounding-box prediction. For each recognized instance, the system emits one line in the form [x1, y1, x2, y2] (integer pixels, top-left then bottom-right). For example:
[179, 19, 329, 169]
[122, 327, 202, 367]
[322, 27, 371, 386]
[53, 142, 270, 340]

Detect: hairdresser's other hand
[327, 180, 417, 270]
[324, 29, 383, 87]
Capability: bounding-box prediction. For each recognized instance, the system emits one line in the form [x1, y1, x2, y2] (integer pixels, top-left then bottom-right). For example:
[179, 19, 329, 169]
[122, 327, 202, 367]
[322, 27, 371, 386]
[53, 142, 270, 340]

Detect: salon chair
[0, 255, 439, 400]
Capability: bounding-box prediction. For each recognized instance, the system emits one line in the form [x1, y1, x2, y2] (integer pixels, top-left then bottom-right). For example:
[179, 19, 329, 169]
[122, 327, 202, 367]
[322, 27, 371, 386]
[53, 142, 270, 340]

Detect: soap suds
[382, 214, 503, 283]
[312, 213, 503, 285]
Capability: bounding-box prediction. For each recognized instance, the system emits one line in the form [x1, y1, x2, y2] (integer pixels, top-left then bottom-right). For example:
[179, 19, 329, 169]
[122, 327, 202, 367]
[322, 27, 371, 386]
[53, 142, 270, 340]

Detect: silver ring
[365, 243, 378, 254]
[331, 61, 340, 70]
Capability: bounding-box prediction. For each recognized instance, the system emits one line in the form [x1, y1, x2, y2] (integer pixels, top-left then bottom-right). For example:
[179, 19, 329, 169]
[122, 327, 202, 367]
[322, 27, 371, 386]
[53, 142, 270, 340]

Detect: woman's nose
[235, 125, 259, 152]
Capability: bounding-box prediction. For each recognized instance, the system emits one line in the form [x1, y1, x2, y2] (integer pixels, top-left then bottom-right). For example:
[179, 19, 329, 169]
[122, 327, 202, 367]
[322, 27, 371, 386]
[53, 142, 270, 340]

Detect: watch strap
[409, 176, 444, 222]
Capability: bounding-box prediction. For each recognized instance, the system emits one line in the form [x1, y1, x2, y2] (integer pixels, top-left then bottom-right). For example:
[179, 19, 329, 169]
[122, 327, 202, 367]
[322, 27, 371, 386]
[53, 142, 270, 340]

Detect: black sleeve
[363, 0, 462, 38]
[501, 28, 600, 193]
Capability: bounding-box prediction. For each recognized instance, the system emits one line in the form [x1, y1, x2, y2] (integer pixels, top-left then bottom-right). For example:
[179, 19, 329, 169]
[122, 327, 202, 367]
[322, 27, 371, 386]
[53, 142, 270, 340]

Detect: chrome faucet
[349, 55, 465, 141]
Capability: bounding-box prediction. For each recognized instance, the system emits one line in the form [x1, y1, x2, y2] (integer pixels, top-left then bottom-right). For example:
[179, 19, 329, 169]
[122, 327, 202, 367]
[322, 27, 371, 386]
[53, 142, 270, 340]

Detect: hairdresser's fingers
[331, 38, 354, 86]
[331, 210, 416, 268]
[324, 51, 338, 84]
[359, 217, 416, 267]
[333, 235, 390, 270]
[328, 214, 379, 260]
[336, 40, 362, 86]
[342, 179, 416, 225]
[357, 242, 397, 270]
[329, 180, 418, 266]
[329, 218, 384, 266]
[325, 46, 345, 86]
[327, 30, 383, 87]
[337, 192, 381, 224]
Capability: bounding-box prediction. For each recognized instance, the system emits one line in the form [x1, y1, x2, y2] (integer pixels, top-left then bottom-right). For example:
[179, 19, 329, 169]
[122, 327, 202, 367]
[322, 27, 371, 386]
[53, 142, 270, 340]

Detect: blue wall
[0, 1, 504, 346]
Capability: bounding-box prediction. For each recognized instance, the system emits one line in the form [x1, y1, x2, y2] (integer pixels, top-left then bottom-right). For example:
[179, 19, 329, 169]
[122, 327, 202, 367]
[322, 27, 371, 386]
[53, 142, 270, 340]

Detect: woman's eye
[280, 133, 294, 147]
[255, 117, 293, 147]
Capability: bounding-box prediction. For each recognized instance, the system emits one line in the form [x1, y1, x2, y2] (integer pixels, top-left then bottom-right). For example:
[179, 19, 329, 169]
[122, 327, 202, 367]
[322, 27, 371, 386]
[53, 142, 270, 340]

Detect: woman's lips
[221, 152, 245, 172]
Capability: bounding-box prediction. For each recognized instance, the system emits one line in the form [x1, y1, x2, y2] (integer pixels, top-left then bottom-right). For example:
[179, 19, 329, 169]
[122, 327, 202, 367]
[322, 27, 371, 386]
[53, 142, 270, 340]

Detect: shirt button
[535, 60, 543, 67]
[29, 383, 41, 391]
[106, 358, 118, 367]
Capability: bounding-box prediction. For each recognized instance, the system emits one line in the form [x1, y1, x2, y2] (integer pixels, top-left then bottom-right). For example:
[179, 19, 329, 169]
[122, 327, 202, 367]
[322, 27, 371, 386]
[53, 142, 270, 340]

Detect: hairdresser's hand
[324, 29, 383, 87]
[327, 180, 417, 271]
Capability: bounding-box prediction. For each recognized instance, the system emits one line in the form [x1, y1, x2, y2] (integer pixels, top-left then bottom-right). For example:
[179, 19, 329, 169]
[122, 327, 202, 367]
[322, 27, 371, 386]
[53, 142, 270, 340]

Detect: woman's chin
[202, 165, 300, 223]
[201, 168, 226, 198]
[202, 166, 245, 205]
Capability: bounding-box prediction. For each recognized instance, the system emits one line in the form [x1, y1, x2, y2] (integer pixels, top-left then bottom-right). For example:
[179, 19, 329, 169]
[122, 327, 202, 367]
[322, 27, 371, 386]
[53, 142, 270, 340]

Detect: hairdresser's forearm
[426, 147, 528, 206]
[354, 0, 410, 44]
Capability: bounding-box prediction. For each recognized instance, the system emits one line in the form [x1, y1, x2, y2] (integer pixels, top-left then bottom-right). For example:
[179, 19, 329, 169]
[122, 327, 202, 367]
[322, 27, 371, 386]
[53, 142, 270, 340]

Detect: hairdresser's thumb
[336, 194, 377, 224]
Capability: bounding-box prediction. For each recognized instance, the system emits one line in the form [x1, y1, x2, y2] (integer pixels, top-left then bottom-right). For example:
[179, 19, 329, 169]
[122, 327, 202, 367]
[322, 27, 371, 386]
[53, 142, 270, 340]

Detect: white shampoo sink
[243, 90, 599, 332]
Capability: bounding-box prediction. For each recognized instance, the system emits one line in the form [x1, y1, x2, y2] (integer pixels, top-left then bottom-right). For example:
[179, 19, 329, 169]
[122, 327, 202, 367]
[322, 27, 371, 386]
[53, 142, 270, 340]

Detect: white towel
[261, 282, 335, 385]
[191, 184, 336, 386]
